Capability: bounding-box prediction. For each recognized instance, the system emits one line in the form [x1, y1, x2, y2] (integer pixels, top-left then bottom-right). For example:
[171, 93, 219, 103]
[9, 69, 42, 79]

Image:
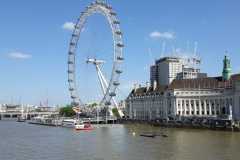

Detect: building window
[178, 106, 181, 110]
[186, 100, 189, 107]
[178, 100, 181, 107]
[222, 107, 226, 115]
[196, 101, 199, 107]
[191, 100, 194, 107]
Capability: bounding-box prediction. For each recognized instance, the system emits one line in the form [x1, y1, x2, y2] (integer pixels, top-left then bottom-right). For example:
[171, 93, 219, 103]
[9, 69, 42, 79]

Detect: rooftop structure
[222, 55, 232, 81]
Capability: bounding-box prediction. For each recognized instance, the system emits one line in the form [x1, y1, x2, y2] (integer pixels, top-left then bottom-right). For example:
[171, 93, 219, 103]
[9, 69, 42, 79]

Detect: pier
[0, 111, 59, 120]
[28, 116, 119, 127]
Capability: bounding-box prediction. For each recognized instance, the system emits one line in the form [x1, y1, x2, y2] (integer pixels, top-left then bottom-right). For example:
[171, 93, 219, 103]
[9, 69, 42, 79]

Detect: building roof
[129, 85, 167, 97]
[231, 74, 240, 81]
[128, 74, 240, 97]
[5, 104, 20, 108]
[156, 57, 180, 64]
[169, 74, 240, 90]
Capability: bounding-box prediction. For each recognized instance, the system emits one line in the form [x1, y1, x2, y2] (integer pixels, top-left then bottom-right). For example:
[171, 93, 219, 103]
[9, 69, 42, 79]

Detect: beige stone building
[126, 56, 240, 121]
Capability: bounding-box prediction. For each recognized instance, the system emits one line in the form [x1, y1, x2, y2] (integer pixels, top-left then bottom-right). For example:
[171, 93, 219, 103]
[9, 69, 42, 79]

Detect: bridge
[0, 111, 59, 120]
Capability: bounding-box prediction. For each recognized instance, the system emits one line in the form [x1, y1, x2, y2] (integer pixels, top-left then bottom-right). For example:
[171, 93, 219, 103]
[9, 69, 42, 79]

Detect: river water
[0, 120, 239, 160]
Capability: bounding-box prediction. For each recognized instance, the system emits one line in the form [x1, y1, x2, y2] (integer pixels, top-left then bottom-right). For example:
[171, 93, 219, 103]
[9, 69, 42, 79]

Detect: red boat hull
[75, 127, 93, 131]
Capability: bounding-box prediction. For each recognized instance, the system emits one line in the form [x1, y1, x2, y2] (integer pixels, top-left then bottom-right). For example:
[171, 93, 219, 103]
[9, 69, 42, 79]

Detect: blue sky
[0, 0, 240, 105]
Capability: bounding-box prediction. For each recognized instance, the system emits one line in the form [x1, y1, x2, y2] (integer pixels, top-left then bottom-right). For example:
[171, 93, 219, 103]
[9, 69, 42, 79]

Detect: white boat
[29, 115, 62, 126]
[75, 121, 93, 131]
[62, 119, 94, 130]
[17, 116, 26, 122]
[29, 116, 46, 124]
[62, 119, 78, 128]
[75, 122, 85, 130]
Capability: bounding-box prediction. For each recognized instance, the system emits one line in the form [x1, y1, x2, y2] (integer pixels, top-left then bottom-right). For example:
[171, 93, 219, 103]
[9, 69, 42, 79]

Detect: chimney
[153, 80, 157, 91]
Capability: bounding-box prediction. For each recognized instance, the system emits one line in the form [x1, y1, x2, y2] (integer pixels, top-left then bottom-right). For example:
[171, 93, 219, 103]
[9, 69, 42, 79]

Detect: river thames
[0, 120, 239, 160]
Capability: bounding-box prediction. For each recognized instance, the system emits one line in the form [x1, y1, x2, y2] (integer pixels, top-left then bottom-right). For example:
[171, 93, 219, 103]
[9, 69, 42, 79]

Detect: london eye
[67, 0, 124, 117]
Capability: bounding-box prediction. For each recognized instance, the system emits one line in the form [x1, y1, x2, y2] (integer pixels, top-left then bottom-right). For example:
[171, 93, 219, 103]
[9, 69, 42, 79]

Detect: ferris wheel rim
[67, 1, 124, 107]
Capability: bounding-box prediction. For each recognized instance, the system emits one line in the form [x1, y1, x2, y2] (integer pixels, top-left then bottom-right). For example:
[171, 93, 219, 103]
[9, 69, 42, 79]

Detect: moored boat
[29, 115, 62, 126]
[75, 121, 93, 131]
[17, 116, 26, 122]
[62, 119, 78, 128]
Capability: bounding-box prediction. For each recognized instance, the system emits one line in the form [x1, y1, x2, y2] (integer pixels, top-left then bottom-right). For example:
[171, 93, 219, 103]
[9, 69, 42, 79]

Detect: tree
[91, 103, 98, 107]
[112, 108, 120, 118]
[59, 105, 76, 117]
[87, 102, 98, 108]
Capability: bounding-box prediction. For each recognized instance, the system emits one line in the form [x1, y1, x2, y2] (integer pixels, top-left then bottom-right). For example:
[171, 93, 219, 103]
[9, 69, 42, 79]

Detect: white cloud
[62, 22, 75, 31]
[8, 52, 32, 60]
[149, 31, 175, 40]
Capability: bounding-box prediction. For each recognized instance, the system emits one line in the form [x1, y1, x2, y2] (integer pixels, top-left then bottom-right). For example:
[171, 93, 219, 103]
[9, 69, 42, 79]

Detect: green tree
[59, 105, 76, 117]
[91, 103, 98, 108]
[112, 108, 120, 118]
[87, 102, 98, 108]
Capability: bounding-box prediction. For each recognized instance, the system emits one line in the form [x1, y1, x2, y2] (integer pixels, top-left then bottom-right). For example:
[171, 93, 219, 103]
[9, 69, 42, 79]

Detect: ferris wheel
[67, 0, 124, 117]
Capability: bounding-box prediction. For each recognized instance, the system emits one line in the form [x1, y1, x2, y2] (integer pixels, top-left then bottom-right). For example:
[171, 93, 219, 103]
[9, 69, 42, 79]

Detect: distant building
[150, 56, 206, 86]
[0, 104, 21, 113]
[126, 55, 240, 121]
[156, 57, 183, 85]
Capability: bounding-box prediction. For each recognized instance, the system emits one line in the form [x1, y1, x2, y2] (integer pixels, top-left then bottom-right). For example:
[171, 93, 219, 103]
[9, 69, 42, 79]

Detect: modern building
[126, 55, 240, 121]
[150, 56, 206, 86]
